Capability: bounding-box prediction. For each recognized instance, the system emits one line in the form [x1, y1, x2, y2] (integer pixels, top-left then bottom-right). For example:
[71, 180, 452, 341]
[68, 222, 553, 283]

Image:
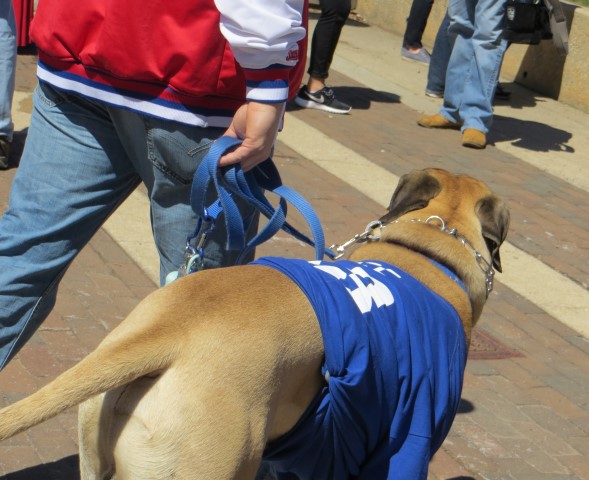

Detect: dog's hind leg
[76, 364, 268, 479]
[81, 267, 324, 479]
[79, 393, 115, 480]
[102, 369, 270, 480]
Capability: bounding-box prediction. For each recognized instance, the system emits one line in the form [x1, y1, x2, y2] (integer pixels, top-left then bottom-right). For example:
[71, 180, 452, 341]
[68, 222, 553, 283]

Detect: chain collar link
[330, 215, 495, 297]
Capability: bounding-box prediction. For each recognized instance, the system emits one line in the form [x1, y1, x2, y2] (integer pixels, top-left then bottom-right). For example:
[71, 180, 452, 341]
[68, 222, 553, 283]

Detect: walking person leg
[294, 0, 352, 114]
[0, 81, 261, 368]
[438, 0, 477, 125]
[455, 0, 508, 134]
[0, 82, 141, 368]
[417, 0, 508, 148]
[441, 0, 508, 147]
[0, 0, 17, 169]
[401, 0, 435, 65]
[425, 13, 452, 97]
[109, 110, 259, 285]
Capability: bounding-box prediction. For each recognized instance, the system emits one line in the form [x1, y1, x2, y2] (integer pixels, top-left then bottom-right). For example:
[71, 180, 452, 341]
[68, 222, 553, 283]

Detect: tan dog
[0, 168, 509, 479]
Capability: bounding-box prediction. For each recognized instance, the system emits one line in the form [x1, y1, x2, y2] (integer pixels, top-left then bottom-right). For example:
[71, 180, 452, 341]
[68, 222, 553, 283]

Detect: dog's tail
[0, 302, 177, 441]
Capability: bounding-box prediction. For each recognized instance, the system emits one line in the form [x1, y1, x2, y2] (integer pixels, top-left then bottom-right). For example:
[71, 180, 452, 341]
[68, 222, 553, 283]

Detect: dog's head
[379, 168, 510, 271]
[376, 168, 510, 320]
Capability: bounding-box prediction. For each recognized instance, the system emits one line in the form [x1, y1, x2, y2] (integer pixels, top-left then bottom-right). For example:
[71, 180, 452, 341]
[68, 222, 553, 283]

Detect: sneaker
[401, 47, 431, 65]
[494, 83, 512, 100]
[294, 86, 352, 114]
[0, 137, 10, 170]
[425, 89, 444, 99]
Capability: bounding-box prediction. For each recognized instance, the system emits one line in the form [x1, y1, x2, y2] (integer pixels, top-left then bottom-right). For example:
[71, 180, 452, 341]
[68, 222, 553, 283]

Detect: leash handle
[188, 136, 333, 265]
[190, 136, 245, 252]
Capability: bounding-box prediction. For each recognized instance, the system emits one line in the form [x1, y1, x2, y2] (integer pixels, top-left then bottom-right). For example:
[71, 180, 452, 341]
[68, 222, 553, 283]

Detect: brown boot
[417, 113, 461, 130]
[462, 128, 486, 149]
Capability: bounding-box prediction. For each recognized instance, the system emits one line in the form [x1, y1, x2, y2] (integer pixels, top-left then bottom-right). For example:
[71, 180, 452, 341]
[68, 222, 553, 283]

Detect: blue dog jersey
[255, 257, 467, 480]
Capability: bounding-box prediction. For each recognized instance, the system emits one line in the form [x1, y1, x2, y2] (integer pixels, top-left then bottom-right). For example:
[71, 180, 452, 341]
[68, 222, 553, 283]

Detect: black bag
[503, 0, 569, 56]
[503, 0, 552, 45]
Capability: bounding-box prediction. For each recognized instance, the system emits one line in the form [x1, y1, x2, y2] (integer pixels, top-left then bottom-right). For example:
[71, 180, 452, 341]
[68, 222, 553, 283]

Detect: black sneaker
[494, 83, 512, 100]
[425, 89, 444, 99]
[294, 86, 351, 114]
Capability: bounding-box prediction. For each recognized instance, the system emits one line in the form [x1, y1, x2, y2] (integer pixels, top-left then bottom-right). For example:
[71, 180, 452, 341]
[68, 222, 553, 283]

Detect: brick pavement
[1, 29, 589, 480]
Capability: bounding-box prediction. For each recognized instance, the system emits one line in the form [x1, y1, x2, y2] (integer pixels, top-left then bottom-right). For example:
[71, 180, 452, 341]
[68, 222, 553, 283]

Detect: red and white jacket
[30, 0, 308, 127]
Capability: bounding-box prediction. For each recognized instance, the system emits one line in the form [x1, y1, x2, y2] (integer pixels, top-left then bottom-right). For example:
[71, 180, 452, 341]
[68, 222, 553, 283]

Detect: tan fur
[0, 168, 509, 479]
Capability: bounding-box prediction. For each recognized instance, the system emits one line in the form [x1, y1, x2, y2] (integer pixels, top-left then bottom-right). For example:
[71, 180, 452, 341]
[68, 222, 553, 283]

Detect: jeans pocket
[35, 81, 77, 108]
[146, 119, 225, 184]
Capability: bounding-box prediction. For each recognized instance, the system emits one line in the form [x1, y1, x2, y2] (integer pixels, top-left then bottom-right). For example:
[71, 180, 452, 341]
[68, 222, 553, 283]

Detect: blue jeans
[0, 0, 16, 140]
[440, 0, 508, 133]
[426, 13, 452, 94]
[0, 81, 258, 368]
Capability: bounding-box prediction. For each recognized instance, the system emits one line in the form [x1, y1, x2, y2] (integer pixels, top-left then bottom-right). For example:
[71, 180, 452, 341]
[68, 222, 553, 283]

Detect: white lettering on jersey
[312, 261, 399, 314]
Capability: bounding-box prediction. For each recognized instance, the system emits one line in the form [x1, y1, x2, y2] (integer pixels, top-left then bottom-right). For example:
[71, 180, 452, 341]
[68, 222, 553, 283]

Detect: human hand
[219, 101, 284, 171]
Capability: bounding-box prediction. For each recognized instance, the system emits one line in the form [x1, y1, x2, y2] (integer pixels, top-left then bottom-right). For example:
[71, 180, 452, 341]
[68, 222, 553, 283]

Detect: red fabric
[12, 0, 34, 47]
[30, 0, 308, 102]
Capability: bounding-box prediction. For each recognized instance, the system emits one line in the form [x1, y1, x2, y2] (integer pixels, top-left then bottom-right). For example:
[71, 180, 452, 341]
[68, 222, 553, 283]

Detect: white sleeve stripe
[246, 85, 290, 102]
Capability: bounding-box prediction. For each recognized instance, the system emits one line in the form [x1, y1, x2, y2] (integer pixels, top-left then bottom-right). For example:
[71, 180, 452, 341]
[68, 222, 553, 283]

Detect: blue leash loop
[166, 136, 334, 284]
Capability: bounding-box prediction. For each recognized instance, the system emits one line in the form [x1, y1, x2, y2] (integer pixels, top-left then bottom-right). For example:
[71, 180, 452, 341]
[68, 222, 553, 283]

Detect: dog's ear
[476, 195, 510, 272]
[379, 170, 441, 223]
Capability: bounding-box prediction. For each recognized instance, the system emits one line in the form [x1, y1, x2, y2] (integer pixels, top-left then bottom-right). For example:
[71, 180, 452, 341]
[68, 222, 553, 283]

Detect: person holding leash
[0, 0, 308, 369]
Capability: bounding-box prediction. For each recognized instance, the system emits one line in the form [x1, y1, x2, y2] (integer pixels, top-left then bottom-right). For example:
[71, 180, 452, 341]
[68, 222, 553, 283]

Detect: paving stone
[557, 455, 589, 480]
[483, 358, 546, 388]
[518, 404, 585, 444]
[428, 447, 476, 479]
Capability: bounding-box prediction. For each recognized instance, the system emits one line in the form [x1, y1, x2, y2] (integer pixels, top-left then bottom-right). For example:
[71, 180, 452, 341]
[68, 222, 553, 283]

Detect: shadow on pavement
[457, 398, 475, 414]
[488, 82, 575, 153]
[0, 455, 79, 480]
[489, 114, 574, 153]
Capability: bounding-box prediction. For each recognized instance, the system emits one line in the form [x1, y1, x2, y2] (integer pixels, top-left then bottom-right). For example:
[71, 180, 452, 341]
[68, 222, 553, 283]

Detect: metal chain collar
[329, 215, 495, 297]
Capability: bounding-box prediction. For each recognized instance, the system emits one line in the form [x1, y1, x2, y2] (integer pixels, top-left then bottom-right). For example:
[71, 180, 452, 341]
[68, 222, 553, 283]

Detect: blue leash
[166, 136, 334, 284]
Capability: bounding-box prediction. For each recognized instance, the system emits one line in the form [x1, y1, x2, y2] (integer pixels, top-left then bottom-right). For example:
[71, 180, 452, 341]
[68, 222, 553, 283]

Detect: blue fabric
[440, 0, 509, 133]
[256, 257, 467, 479]
[426, 13, 452, 95]
[189, 136, 330, 264]
[0, 82, 258, 369]
[0, 0, 16, 140]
